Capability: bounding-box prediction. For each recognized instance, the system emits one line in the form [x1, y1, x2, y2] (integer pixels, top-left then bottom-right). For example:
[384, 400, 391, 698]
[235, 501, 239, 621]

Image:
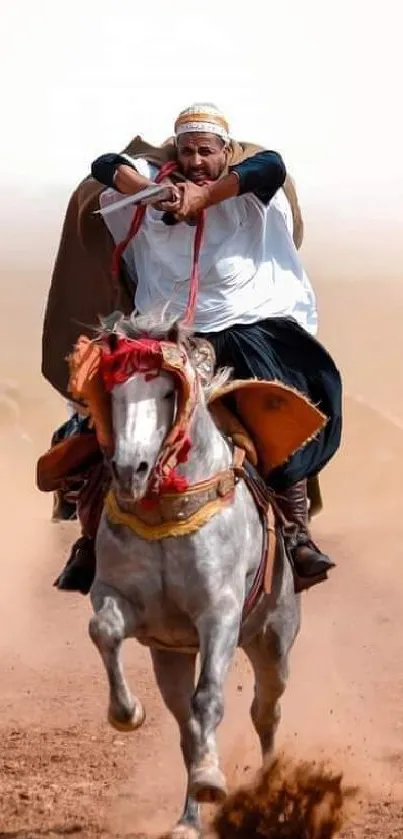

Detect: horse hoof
[189, 764, 227, 804]
[107, 703, 146, 732]
[160, 825, 201, 839]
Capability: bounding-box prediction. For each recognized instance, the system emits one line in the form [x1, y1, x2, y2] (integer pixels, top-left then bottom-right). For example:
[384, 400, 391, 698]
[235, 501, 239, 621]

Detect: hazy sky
[2, 0, 401, 209]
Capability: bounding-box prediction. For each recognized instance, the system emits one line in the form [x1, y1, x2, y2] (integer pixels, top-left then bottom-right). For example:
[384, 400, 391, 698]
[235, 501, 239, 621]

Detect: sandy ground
[1, 251, 403, 837]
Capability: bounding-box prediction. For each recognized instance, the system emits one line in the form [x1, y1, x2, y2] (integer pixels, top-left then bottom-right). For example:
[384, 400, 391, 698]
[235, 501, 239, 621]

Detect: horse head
[68, 312, 218, 503]
[109, 362, 177, 500]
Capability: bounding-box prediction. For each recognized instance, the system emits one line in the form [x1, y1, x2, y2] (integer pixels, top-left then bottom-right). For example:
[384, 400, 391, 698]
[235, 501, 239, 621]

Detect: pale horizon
[1, 1, 402, 278]
[2, 0, 402, 206]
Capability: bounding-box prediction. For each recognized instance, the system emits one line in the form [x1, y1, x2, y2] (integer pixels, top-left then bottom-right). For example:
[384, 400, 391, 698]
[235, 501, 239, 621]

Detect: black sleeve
[230, 151, 286, 205]
[90, 153, 137, 189]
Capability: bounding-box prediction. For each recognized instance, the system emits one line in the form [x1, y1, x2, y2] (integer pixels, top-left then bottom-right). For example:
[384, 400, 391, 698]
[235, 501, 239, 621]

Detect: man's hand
[154, 182, 182, 213]
[173, 182, 210, 221]
[152, 181, 208, 222]
[168, 173, 240, 222]
[151, 173, 240, 222]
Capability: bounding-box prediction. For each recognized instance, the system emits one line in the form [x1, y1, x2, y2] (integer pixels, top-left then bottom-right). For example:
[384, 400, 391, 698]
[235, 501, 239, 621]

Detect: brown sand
[0, 211, 403, 838]
[213, 754, 355, 838]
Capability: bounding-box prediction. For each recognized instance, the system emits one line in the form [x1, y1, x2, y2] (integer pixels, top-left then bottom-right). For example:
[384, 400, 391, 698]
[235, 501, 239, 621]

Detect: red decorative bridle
[100, 335, 199, 503]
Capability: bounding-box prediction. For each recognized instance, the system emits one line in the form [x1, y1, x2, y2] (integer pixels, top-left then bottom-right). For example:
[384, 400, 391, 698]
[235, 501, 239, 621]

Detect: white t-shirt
[99, 158, 318, 335]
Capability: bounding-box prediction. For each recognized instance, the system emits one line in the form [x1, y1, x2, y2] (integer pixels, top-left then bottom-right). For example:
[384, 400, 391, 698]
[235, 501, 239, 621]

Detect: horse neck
[178, 401, 232, 484]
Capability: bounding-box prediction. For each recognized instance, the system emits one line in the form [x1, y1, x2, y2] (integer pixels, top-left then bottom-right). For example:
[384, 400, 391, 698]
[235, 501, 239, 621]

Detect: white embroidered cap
[174, 103, 230, 143]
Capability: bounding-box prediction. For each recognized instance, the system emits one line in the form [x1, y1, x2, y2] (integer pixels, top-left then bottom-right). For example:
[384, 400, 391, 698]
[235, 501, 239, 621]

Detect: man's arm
[91, 153, 153, 194]
[230, 150, 286, 204]
[174, 151, 286, 220]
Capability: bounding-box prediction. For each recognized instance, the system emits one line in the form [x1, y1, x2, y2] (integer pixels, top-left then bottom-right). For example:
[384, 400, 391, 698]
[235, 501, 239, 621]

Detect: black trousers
[200, 316, 343, 492]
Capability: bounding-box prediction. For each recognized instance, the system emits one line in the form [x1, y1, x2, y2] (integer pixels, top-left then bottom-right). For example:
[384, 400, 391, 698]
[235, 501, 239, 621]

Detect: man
[47, 103, 342, 594]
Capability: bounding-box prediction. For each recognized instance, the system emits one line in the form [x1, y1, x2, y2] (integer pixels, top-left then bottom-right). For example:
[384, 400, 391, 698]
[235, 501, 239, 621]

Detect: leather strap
[239, 466, 278, 619]
[264, 502, 277, 594]
[114, 446, 246, 527]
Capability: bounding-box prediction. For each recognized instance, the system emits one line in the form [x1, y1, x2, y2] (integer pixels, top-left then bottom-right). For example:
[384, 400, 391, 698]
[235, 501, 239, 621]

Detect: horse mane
[97, 310, 233, 398]
[98, 309, 188, 341]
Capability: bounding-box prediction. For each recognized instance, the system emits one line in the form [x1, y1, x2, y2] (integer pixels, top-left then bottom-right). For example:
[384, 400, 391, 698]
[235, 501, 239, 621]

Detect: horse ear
[108, 333, 119, 352]
[167, 322, 182, 344]
[186, 337, 216, 384]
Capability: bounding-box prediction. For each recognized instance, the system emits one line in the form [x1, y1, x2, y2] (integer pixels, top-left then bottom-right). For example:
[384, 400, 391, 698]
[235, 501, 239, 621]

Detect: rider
[51, 103, 342, 594]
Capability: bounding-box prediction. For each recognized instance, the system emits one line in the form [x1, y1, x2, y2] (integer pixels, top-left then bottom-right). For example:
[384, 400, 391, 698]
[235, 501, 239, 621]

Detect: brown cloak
[41, 136, 304, 400]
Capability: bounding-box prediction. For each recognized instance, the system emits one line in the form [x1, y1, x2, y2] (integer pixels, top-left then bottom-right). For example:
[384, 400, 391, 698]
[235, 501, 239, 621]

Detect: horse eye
[164, 390, 175, 400]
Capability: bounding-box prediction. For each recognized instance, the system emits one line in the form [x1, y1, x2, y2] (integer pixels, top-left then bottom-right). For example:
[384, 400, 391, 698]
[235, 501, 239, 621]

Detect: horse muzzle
[110, 460, 150, 500]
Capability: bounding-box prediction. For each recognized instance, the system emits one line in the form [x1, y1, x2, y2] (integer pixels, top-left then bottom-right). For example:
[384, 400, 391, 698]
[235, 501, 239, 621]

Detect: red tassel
[160, 470, 189, 494]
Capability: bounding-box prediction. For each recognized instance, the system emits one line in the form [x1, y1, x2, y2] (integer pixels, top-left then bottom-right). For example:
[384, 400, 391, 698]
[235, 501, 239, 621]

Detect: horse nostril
[136, 461, 149, 475]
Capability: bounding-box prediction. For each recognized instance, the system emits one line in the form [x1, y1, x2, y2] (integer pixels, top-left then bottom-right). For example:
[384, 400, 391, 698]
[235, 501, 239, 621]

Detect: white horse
[87, 313, 301, 839]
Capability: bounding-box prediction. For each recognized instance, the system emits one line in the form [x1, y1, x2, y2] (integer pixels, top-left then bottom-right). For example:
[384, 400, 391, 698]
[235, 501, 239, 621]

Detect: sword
[93, 183, 174, 217]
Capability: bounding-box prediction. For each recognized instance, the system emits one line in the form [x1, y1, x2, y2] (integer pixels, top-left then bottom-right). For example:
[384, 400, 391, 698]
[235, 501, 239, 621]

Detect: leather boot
[53, 460, 109, 595]
[275, 479, 335, 589]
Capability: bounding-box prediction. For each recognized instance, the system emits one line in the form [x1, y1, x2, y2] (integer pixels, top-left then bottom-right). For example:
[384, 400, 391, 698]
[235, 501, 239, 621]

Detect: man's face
[176, 133, 228, 183]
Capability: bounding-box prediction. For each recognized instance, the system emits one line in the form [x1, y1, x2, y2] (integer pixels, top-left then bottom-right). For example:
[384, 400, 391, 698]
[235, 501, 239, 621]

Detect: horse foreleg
[243, 630, 290, 763]
[189, 609, 240, 804]
[89, 587, 145, 731]
[151, 649, 201, 839]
